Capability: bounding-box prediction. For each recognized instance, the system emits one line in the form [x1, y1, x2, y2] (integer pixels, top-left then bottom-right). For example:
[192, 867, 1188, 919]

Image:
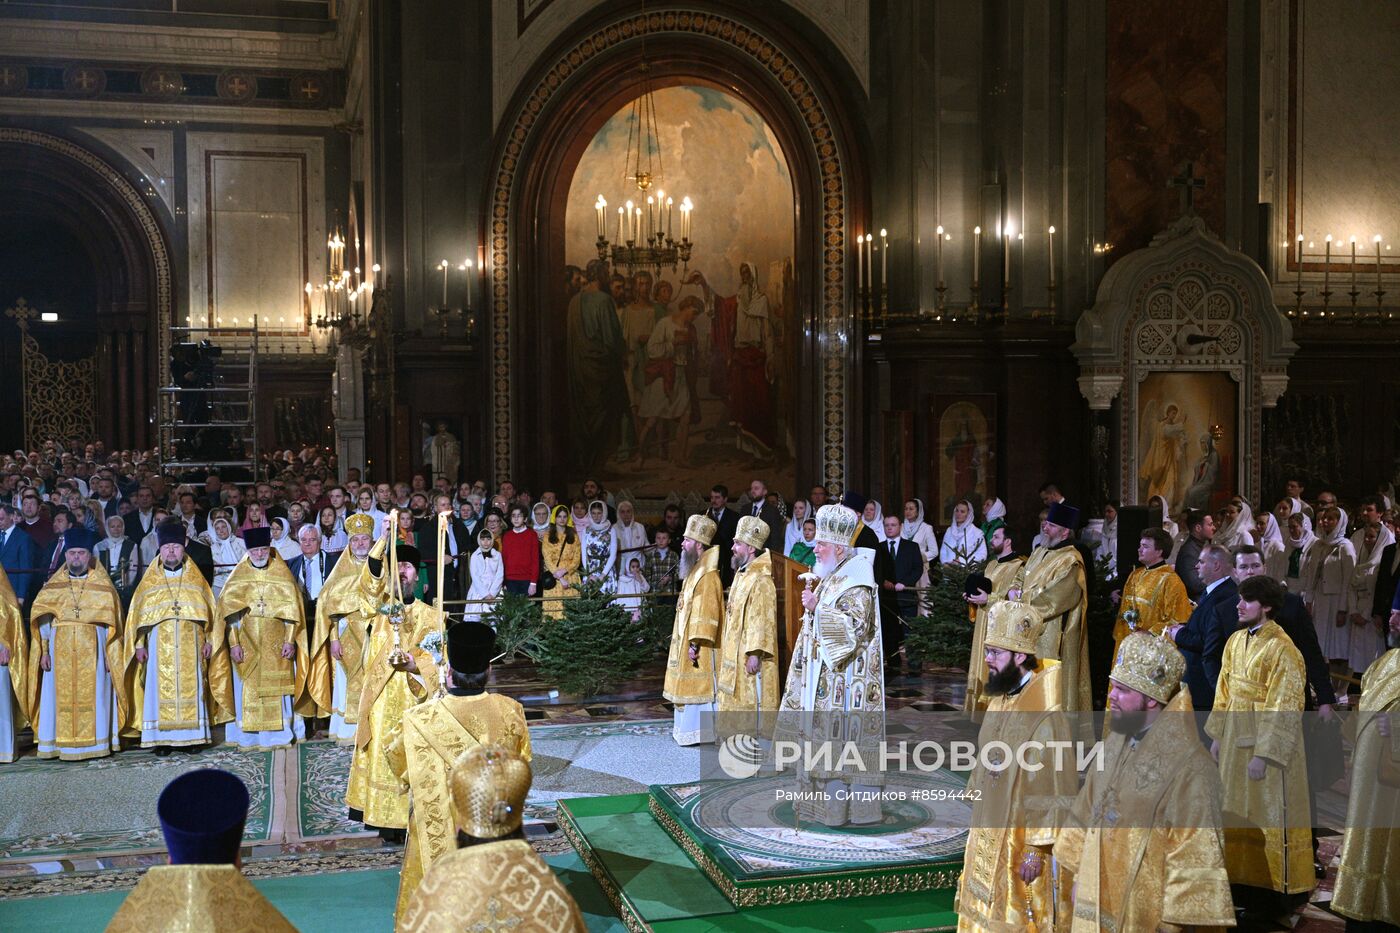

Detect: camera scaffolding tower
[158, 317, 260, 485]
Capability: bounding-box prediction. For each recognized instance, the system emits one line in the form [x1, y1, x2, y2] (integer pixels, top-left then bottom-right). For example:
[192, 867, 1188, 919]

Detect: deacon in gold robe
[775, 503, 886, 827]
[386, 621, 531, 920]
[964, 521, 1024, 716]
[121, 521, 234, 752]
[1008, 501, 1093, 714]
[24, 528, 126, 760]
[717, 516, 779, 729]
[663, 514, 724, 746]
[107, 768, 295, 933]
[399, 744, 585, 933]
[1055, 632, 1234, 932]
[346, 533, 441, 834]
[308, 513, 379, 742]
[1111, 528, 1192, 660]
[1205, 574, 1315, 916]
[956, 601, 1078, 931]
[0, 564, 28, 763]
[216, 527, 312, 749]
[1331, 621, 1400, 928]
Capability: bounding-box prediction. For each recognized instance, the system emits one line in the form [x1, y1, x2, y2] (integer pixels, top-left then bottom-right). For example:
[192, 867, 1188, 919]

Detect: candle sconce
[429, 259, 479, 343]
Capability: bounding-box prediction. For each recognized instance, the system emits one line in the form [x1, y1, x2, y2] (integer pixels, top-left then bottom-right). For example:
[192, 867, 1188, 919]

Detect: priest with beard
[716, 516, 779, 733]
[308, 513, 382, 742]
[1055, 632, 1234, 931]
[963, 520, 1024, 718]
[663, 514, 724, 746]
[955, 601, 1077, 931]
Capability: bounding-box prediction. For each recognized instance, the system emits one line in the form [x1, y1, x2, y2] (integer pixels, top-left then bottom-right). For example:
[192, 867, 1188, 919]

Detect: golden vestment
[217, 555, 313, 732]
[1010, 542, 1092, 713]
[306, 551, 372, 721]
[0, 565, 24, 759]
[1204, 619, 1314, 894]
[1332, 648, 1400, 923]
[385, 692, 532, 920]
[26, 566, 126, 759]
[121, 558, 234, 740]
[967, 555, 1024, 716]
[956, 661, 1076, 932]
[397, 839, 586, 933]
[105, 864, 295, 933]
[1054, 688, 1234, 932]
[662, 546, 724, 705]
[717, 549, 779, 719]
[1112, 561, 1192, 658]
[540, 534, 581, 618]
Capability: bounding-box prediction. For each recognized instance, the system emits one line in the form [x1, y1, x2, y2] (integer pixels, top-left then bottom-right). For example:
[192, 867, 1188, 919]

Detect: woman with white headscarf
[861, 500, 883, 534]
[1147, 494, 1178, 540]
[1347, 519, 1396, 675]
[530, 501, 553, 538]
[205, 512, 246, 597]
[1283, 512, 1315, 592]
[783, 499, 812, 557]
[613, 500, 649, 555]
[270, 517, 301, 562]
[1253, 509, 1287, 582]
[1301, 506, 1356, 663]
[580, 499, 618, 589]
[940, 499, 988, 566]
[901, 498, 939, 604]
[1213, 498, 1256, 550]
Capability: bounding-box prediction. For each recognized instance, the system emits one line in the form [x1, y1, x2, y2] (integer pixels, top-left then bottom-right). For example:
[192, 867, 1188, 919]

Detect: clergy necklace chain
[67, 572, 90, 619]
[164, 563, 185, 615]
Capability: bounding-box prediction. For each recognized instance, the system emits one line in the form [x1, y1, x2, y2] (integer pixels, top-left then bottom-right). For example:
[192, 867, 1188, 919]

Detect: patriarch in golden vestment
[25, 528, 126, 760]
[216, 526, 312, 749]
[121, 521, 233, 752]
[717, 515, 779, 725]
[1111, 527, 1192, 660]
[0, 563, 24, 763]
[964, 520, 1024, 717]
[1331, 615, 1400, 929]
[386, 620, 530, 920]
[956, 601, 1077, 932]
[1204, 574, 1315, 916]
[398, 745, 585, 933]
[346, 529, 441, 834]
[107, 768, 295, 933]
[1055, 632, 1234, 932]
[663, 513, 724, 746]
[308, 513, 379, 742]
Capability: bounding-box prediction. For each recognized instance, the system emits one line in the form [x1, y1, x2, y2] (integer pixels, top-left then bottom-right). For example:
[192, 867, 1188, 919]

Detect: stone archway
[0, 129, 175, 450]
[485, 8, 865, 494]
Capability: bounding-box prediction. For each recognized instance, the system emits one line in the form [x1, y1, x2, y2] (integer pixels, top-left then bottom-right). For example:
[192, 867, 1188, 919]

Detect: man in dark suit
[0, 504, 38, 605]
[1173, 509, 1216, 600]
[174, 491, 208, 538]
[123, 485, 160, 545]
[875, 514, 924, 671]
[166, 519, 216, 587]
[706, 484, 740, 585]
[1168, 543, 1236, 712]
[287, 523, 341, 634]
[1373, 535, 1400, 632]
[741, 479, 786, 555]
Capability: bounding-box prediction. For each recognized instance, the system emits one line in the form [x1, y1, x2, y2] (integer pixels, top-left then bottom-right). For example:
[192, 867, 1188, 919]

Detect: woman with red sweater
[500, 504, 541, 597]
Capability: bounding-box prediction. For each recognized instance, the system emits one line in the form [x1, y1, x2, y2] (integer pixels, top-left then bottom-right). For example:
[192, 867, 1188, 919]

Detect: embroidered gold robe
[956, 661, 1077, 932]
[1112, 561, 1192, 659]
[26, 566, 126, 760]
[1332, 648, 1400, 924]
[1010, 542, 1092, 714]
[307, 550, 377, 728]
[106, 864, 295, 932]
[397, 839, 586, 933]
[663, 545, 724, 705]
[0, 565, 24, 762]
[121, 557, 234, 741]
[1204, 619, 1314, 894]
[385, 692, 531, 920]
[217, 554, 313, 734]
[1054, 688, 1234, 932]
[967, 555, 1024, 716]
[717, 550, 779, 720]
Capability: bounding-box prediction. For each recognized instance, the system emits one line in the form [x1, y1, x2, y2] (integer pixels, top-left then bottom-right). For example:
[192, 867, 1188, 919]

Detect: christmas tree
[533, 581, 654, 699]
[481, 592, 543, 661]
[905, 561, 982, 669]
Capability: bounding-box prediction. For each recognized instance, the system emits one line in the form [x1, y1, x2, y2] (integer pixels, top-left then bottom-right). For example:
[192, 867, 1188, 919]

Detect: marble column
[333, 341, 366, 479]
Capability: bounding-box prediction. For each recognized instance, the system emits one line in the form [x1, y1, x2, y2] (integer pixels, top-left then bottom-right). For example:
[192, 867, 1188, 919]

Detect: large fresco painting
[563, 85, 796, 498]
[1136, 371, 1238, 512]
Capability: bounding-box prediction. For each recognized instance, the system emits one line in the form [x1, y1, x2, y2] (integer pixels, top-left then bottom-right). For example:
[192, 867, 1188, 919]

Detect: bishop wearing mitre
[717, 515, 779, 731]
[346, 527, 441, 837]
[122, 520, 234, 753]
[1055, 631, 1234, 931]
[0, 564, 24, 763]
[217, 526, 312, 749]
[25, 528, 126, 760]
[307, 512, 380, 742]
[663, 513, 724, 746]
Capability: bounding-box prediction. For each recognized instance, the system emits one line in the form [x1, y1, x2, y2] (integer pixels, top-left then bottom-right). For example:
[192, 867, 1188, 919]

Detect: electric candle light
[440, 260, 449, 307]
[625, 201, 634, 241]
[1295, 234, 1304, 291]
[1376, 234, 1384, 296]
[666, 196, 674, 238]
[1323, 234, 1332, 298]
[1350, 235, 1358, 293]
[595, 196, 606, 238]
[880, 228, 888, 288]
[634, 207, 643, 243]
[1003, 222, 1015, 287]
[865, 234, 874, 291]
[973, 226, 981, 284]
[1047, 226, 1056, 287]
[856, 231, 864, 292]
[646, 196, 655, 240]
[935, 225, 945, 285]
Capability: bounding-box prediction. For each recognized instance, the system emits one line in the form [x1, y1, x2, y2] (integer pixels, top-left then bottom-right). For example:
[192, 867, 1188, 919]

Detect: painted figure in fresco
[1138, 401, 1189, 503]
[687, 263, 775, 457]
[566, 260, 629, 473]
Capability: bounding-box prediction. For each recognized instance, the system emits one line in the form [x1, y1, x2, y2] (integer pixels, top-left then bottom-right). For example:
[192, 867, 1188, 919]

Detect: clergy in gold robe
[1204, 574, 1315, 909]
[717, 516, 779, 729]
[1055, 632, 1235, 932]
[1111, 528, 1192, 660]
[956, 601, 1078, 932]
[1008, 501, 1093, 714]
[121, 521, 234, 751]
[346, 533, 442, 832]
[663, 514, 724, 746]
[308, 514, 379, 742]
[216, 527, 312, 750]
[1331, 632, 1400, 928]
[398, 745, 586, 933]
[965, 522, 1024, 717]
[386, 621, 531, 920]
[0, 564, 24, 763]
[107, 768, 295, 933]
[25, 529, 126, 760]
